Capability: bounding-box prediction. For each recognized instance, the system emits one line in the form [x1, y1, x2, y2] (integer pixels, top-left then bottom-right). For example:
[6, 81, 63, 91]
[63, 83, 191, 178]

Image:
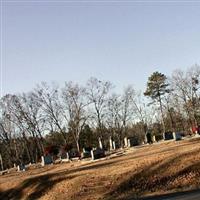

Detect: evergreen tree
[144, 71, 170, 135]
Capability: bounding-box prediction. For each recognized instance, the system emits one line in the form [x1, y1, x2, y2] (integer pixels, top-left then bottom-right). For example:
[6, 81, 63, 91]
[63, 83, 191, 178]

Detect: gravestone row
[40, 132, 183, 166]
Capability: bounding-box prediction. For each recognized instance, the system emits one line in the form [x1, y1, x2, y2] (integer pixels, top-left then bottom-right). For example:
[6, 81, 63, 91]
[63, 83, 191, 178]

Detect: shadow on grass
[0, 175, 70, 200]
[140, 188, 200, 200]
[0, 160, 118, 200]
[103, 149, 200, 200]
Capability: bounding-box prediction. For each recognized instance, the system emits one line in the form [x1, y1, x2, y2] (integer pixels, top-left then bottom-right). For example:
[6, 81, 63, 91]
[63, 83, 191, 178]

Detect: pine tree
[144, 71, 170, 135]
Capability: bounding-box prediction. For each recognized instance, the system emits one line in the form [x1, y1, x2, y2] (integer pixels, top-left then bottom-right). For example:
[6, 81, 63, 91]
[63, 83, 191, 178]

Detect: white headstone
[194, 129, 199, 137]
[91, 150, 94, 160]
[109, 136, 113, 150]
[127, 139, 131, 147]
[112, 141, 116, 150]
[152, 135, 156, 143]
[172, 132, 176, 140]
[66, 152, 69, 160]
[41, 156, 45, 166]
[0, 154, 3, 171]
[98, 137, 103, 149]
[124, 137, 128, 147]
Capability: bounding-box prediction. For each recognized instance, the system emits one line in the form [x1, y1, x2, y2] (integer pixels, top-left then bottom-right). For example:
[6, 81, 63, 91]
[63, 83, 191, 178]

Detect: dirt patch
[1, 138, 200, 200]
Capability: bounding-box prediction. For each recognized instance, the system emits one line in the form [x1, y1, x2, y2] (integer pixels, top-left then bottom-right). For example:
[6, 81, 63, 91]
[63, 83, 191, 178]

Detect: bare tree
[131, 91, 153, 135]
[106, 86, 136, 146]
[0, 95, 35, 164]
[171, 65, 200, 131]
[120, 86, 135, 139]
[62, 82, 90, 153]
[86, 77, 112, 146]
[32, 82, 67, 143]
[0, 111, 18, 167]
[107, 93, 122, 145]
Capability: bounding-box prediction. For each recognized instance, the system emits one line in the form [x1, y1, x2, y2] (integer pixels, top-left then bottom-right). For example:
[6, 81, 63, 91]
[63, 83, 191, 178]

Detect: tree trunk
[76, 139, 80, 155]
[158, 95, 166, 136]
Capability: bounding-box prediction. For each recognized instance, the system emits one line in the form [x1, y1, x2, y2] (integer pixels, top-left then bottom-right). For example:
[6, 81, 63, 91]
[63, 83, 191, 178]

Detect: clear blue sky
[1, 1, 200, 95]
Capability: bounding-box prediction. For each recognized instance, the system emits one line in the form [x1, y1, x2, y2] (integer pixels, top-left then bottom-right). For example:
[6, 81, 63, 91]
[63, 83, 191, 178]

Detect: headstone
[17, 164, 26, 171]
[66, 152, 69, 160]
[128, 137, 140, 147]
[173, 132, 182, 141]
[164, 132, 174, 140]
[98, 137, 103, 149]
[41, 155, 53, 166]
[152, 135, 156, 143]
[41, 156, 45, 166]
[114, 140, 120, 149]
[58, 151, 70, 162]
[59, 151, 68, 159]
[112, 141, 116, 150]
[91, 148, 105, 160]
[127, 139, 131, 147]
[68, 149, 80, 159]
[109, 136, 113, 150]
[124, 137, 128, 147]
[0, 154, 3, 171]
[172, 132, 176, 140]
[155, 134, 163, 141]
[91, 150, 94, 160]
[146, 132, 153, 144]
[82, 147, 92, 158]
[60, 152, 70, 162]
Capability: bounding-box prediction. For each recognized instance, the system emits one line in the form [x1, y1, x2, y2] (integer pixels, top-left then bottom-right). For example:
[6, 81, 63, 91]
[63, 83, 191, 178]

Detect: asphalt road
[142, 189, 200, 200]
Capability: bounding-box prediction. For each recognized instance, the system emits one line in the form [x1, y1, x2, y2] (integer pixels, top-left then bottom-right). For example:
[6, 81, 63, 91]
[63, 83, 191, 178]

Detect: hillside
[1, 137, 200, 200]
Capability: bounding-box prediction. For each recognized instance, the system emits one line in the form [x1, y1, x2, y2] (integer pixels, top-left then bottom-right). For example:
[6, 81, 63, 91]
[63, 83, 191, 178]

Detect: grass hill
[1, 137, 200, 200]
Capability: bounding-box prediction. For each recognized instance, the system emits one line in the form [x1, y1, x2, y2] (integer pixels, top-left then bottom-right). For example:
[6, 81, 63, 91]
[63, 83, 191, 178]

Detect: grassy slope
[1, 138, 200, 200]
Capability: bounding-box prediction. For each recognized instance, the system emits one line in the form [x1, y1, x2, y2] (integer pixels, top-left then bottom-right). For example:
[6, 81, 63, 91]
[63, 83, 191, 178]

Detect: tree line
[0, 65, 200, 169]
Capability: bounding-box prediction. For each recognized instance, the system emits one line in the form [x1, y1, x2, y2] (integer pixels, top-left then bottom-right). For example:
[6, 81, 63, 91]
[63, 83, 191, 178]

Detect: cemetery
[0, 130, 188, 172]
[0, 137, 200, 200]
[0, 128, 191, 178]
[0, 1, 199, 198]
[0, 116, 200, 198]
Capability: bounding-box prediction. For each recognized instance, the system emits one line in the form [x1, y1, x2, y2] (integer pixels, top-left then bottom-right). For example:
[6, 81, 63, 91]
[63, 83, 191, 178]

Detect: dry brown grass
[1, 138, 200, 200]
